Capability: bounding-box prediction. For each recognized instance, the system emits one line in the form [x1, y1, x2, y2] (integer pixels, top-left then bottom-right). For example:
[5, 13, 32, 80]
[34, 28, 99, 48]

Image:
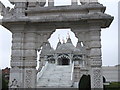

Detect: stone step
[37, 64, 72, 87]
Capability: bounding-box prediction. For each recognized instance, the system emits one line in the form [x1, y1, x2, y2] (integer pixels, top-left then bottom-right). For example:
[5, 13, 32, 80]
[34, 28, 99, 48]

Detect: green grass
[104, 82, 120, 90]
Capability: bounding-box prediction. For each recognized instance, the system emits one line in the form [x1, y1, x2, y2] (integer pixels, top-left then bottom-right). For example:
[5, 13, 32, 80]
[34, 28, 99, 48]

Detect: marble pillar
[89, 23, 103, 89]
[9, 28, 37, 88]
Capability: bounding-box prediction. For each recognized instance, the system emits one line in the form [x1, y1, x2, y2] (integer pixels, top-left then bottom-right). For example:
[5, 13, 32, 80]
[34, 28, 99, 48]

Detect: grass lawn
[104, 82, 120, 90]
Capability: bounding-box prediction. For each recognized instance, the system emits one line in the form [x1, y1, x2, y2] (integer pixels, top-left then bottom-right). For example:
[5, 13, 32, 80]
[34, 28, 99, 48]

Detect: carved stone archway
[0, 0, 113, 89]
[58, 56, 70, 65]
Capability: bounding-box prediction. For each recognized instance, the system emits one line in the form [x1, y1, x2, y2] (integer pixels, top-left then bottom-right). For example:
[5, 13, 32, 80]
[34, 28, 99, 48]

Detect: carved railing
[37, 61, 48, 82]
[71, 61, 74, 81]
[0, 0, 99, 19]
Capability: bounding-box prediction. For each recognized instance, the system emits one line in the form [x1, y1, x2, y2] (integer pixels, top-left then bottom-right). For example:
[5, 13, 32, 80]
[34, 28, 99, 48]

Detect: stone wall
[102, 65, 120, 82]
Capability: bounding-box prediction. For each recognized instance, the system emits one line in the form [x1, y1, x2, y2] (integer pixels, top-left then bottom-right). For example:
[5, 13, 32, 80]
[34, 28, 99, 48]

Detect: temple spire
[66, 32, 72, 43]
[76, 41, 82, 49]
[56, 34, 61, 49]
[43, 41, 52, 50]
[58, 34, 61, 42]
[62, 37, 65, 44]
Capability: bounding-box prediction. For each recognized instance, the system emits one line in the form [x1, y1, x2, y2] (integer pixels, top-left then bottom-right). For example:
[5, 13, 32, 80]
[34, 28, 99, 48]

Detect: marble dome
[56, 38, 82, 54]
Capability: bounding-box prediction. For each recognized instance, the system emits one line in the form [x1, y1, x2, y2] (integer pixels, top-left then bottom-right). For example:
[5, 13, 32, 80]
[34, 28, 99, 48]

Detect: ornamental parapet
[11, 60, 37, 68]
[90, 59, 102, 67]
[0, 1, 113, 30]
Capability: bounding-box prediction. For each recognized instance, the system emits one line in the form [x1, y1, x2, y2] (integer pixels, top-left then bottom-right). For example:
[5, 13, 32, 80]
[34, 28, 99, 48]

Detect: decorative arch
[73, 55, 83, 66]
[79, 74, 91, 90]
[1, 0, 113, 88]
[47, 55, 55, 64]
[57, 54, 70, 65]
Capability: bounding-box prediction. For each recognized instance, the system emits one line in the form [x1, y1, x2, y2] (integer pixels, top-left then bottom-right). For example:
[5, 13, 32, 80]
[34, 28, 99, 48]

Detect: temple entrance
[58, 58, 70, 65]
[1, 0, 113, 88]
[61, 58, 69, 65]
[79, 75, 91, 90]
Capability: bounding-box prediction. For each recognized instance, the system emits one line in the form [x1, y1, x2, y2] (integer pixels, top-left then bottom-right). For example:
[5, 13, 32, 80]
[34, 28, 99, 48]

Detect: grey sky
[0, 0, 119, 69]
[118, 1, 120, 63]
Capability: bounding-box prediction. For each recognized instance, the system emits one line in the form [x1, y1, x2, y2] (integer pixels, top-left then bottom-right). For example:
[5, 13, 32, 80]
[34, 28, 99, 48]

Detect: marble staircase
[37, 64, 73, 88]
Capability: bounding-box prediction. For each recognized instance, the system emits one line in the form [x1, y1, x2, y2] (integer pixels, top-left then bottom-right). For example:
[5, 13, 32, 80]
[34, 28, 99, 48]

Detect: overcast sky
[0, 0, 119, 69]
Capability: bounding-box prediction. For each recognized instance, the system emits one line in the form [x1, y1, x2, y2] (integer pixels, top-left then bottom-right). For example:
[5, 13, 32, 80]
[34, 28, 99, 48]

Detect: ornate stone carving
[90, 59, 102, 66]
[58, 54, 70, 60]
[37, 0, 46, 7]
[89, 23, 103, 88]
[9, 79, 19, 88]
[0, 2, 4, 15]
[25, 70, 32, 88]
[36, 32, 52, 48]
[1, 6, 15, 18]
[11, 60, 37, 67]
[93, 69, 102, 88]
[1, 0, 113, 88]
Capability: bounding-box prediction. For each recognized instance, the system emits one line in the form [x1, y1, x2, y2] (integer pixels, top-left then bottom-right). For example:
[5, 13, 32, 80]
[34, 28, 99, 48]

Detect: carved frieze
[9, 79, 19, 88]
[93, 68, 102, 88]
[11, 60, 37, 67]
[90, 59, 102, 67]
[25, 70, 32, 88]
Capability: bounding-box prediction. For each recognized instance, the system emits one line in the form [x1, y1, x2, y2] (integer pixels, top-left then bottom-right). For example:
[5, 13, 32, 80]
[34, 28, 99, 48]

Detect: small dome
[47, 48, 55, 55]
[56, 41, 81, 54]
[40, 42, 55, 57]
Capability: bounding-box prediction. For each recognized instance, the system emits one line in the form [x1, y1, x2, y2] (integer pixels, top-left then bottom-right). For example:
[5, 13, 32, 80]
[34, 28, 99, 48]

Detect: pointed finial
[67, 32, 70, 39]
[66, 32, 70, 41]
[62, 37, 65, 44]
[58, 34, 61, 42]
[51, 45, 54, 49]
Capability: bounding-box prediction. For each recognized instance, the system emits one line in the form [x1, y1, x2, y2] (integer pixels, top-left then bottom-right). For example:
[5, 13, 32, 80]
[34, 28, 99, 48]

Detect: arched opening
[48, 28, 78, 49]
[103, 76, 107, 90]
[48, 59, 55, 64]
[48, 57, 55, 64]
[73, 55, 83, 66]
[58, 57, 70, 65]
[62, 58, 69, 65]
[79, 75, 91, 90]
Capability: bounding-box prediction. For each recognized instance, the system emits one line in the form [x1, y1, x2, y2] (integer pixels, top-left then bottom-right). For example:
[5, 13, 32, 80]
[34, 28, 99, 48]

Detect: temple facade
[37, 37, 119, 88]
[37, 37, 88, 87]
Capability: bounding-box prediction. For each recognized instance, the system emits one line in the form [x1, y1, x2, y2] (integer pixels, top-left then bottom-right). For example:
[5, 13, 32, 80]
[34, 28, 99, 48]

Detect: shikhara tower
[0, 0, 113, 89]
